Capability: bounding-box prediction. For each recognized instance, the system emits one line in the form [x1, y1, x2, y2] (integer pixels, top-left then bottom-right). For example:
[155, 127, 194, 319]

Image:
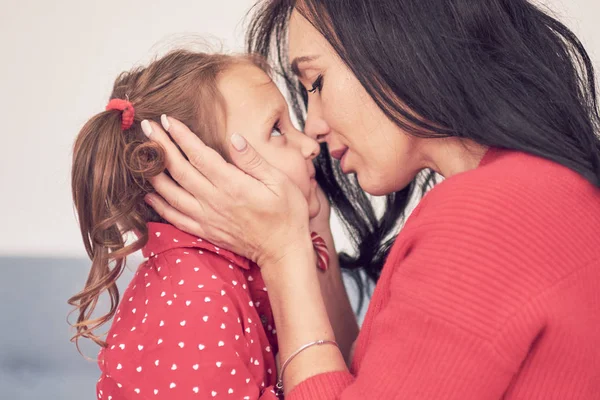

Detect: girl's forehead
[219, 62, 282, 103]
[225, 62, 273, 85]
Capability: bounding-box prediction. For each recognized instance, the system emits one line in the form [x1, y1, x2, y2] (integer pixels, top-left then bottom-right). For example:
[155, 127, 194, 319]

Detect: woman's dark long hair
[246, 0, 600, 308]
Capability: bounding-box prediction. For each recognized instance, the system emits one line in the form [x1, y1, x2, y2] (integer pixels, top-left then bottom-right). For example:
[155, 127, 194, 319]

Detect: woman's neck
[423, 138, 490, 178]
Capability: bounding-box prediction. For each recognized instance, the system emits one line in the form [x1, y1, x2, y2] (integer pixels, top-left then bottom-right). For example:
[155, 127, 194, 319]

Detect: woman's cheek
[324, 70, 362, 128]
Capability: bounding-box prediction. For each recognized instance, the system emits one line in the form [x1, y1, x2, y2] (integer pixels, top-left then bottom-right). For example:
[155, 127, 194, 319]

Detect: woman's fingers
[140, 116, 310, 266]
[160, 116, 236, 189]
[141, 118, 213, 192]
[149, 171, 209, 220]
[145, 193, 206, 238]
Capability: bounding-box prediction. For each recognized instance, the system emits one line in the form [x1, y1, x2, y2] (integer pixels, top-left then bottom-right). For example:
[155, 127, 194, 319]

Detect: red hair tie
[106, 98, 135, 130]
[311, 232, 330, 272]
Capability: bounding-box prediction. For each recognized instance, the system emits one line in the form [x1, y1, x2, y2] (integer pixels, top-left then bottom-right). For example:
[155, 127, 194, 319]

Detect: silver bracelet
[275, 339, 339, 398]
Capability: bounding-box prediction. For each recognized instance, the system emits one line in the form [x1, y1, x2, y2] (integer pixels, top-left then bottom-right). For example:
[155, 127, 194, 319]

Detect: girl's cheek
[282, 153, 310, 194]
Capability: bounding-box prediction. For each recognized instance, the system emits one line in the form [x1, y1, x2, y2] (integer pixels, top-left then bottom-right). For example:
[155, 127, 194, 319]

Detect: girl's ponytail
[68, 107, 164, 350]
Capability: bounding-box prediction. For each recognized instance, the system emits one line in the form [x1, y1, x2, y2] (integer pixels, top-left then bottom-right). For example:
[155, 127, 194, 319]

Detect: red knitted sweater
[289, 147, 600, 399]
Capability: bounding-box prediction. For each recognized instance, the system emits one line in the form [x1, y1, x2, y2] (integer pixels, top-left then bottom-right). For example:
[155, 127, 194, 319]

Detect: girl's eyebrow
[264, 101, 285, 128]
[291, 55, 320, 77]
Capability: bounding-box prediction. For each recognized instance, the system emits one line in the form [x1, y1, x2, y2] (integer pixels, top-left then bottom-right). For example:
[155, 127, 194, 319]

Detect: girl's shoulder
[142, 222, 255, 294]
[101, 223, 258, 350]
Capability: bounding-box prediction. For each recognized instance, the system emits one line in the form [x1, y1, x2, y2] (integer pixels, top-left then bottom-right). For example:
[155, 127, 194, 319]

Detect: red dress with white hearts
[96, 222, 328, 400]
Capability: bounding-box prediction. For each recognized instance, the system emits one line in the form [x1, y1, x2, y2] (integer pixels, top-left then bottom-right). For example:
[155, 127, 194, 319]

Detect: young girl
[68, 50, 332, 399]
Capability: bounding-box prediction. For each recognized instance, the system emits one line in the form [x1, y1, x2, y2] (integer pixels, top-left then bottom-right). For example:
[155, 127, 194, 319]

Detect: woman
[141, 0, 600, 398]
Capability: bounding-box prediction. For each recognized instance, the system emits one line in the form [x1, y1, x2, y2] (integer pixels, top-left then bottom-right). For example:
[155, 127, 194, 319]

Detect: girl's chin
[308, 195, 321, 219]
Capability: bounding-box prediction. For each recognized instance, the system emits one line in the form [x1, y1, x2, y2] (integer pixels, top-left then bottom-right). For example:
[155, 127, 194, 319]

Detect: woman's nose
[304, 105, 330, 143]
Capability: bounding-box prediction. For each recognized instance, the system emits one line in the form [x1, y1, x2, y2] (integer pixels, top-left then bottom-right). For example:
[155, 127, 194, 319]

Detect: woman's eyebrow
[291, 55, 320, 77]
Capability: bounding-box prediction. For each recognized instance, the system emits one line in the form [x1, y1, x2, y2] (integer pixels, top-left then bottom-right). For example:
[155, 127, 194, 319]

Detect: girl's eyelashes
[308, 74, 323, 94]
[271, 122, 284, 137]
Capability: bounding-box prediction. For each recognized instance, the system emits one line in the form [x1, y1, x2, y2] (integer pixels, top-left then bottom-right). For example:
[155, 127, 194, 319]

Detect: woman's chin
[358, 172, 413, 196]
[356, 173, 389, 196]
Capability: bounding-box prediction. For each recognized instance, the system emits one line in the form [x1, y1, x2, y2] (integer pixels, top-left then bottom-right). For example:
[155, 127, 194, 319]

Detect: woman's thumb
[230, 133, 276, 183]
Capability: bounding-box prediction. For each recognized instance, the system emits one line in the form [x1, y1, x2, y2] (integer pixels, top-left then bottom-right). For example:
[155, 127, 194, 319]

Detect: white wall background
[0, 0, 256, 257]
[0, 0, 599, 257]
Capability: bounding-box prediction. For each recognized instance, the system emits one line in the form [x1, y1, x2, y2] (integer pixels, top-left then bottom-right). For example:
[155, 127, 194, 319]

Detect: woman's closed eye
[308, 74, 323, 94]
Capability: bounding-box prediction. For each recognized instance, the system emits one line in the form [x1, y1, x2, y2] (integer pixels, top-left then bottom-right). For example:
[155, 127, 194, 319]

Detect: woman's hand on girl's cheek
[142, 116, 313, 267]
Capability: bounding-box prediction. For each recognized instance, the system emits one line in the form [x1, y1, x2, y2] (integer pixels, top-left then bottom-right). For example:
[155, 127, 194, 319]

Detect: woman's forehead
[288, 9, 335, 63]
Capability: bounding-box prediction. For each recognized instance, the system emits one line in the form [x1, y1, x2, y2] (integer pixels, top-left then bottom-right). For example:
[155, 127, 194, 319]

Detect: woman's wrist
[260, 235, 314, 278]
[262, 252, 348, 393]
[262, 255, 335, 354]
[314, 239, 360, 365]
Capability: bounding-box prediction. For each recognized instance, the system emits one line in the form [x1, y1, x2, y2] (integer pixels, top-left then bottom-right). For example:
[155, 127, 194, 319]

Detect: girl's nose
[303, 134, 321, 160]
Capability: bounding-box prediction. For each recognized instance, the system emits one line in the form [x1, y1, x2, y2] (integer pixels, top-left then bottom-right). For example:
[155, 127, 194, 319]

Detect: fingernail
[141, 120, 153, 138]
[161, 114, 170, 131]
[231, 133, 247, 151]
[144, 194, 153, 205]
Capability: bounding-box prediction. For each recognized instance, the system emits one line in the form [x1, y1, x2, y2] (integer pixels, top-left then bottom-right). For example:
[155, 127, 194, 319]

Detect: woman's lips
[330, 147, 348, 161]
[330, 147, 350, 173]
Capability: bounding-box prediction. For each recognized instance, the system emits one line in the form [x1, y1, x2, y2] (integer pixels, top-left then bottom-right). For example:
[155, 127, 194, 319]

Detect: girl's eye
[308, 75, 323, 94]
[271, 124, 284, 137]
